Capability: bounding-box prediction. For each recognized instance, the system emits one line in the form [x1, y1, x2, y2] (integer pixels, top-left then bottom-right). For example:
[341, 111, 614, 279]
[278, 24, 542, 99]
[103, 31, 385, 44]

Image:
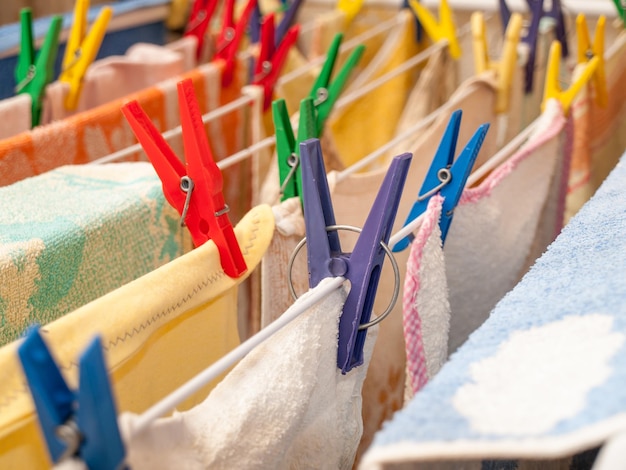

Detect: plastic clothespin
[59, 0, 112, 110]
[273, 98, 318, 202]
[542, 33, 603, 115]
[275, 0, 304, 47]
[213, 0, 258, 87]
[18, 328, 124, 470]
[308, 33, 365, 131]
[184, 0, 219, 60]
[336, 0, 364, 25]
[499, 0, 543, 93]
[121, 78, 247, 278]
[15, 9, 62, 127]
[403, 0, 424, 43]
[471, 11, 522, 113]
[393, 110, 490, 252]
[612, 0, 626, 27]
[576, 14, 607, 108]
[249, 3, 263, 43]
[252, 13, 300, 109]
[408, 0, 461, 59]
[300, 139, 412, 373]
[544, 0, 569, 57]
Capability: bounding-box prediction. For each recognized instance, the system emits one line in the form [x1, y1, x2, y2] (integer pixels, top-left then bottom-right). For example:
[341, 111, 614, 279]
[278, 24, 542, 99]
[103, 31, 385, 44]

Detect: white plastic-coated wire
[89, 94, 256, 165]
[125, 99, 542, 442]
[129, 275, 346, 436]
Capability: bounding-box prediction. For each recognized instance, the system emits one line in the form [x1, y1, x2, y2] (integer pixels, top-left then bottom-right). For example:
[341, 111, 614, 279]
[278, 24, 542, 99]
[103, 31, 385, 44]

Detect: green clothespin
[15, 9, 63, 127]
[309, 33, 365, 131]
[274, 97, 318, 202]
[612, 0, 626, 26]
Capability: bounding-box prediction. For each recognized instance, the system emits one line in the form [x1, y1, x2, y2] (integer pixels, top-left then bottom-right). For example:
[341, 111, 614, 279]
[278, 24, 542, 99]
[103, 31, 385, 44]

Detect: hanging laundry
[119, 277, 378, 470]
[567, 25, 626, 220]
[41, 37, 197, 123]
[361, 148, 626, 470]
[0, 93, 31, 139]
[403, 98, 572, 399]
[0, 162, 192, 347]
[0, 204, 274, 469]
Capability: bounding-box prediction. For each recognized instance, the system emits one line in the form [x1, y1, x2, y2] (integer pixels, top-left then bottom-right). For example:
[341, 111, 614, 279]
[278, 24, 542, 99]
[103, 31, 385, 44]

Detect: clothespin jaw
[393, 110, 489, 252]
[576, 14, 607, 108]
[300, 139, 412, 373]
[612, 0, 626, 26]
[214, 0, 258, 87]
[15, 10, 63, 127]
[471, 11, 522, 114]
[409, 0, 460, 59]
[252, 14, 300, 109]
[274, 97, 318, 202]
[18, 328, 125, 469]
[542, 40, 600, 115]
[308, 33, 365, 132]
[336, 0, 364, 25]
[122, 79, 247, 278]
[59, 0, 112, 111]
[184, 0, 219, 60]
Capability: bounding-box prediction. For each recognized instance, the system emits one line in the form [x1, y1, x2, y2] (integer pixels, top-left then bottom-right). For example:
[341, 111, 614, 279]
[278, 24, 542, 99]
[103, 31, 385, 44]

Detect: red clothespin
[121, 79, 247, 279]
[184, 0, 219, 60]
[252, 12, 300, 110]
[213, 0, 258, 87]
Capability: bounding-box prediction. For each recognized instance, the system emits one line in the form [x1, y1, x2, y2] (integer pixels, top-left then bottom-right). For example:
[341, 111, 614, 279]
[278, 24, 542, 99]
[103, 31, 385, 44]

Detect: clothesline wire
[128, 110, 542, 439]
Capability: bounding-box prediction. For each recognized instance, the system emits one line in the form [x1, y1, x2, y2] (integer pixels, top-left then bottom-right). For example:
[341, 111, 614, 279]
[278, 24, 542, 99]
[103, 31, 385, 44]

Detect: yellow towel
[0, 205, 274, 469]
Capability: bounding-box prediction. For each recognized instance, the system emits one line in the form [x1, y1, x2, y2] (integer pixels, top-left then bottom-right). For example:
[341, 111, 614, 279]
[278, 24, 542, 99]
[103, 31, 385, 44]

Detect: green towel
[0, 162, 192, 346]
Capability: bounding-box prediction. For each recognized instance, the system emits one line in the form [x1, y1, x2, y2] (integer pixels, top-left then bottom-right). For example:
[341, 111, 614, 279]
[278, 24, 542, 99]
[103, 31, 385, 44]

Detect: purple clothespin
[544, 0, 569, 58]
[500, 0, 543, 93]
[276, 0, 304, 46]
[300, 138, 412, 373]
[249, 3, 262, 43]
[18, 327, 125, 470]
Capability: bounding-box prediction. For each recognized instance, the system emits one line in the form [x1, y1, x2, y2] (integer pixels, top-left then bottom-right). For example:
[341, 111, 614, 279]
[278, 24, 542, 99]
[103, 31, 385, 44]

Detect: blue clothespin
[393, 110, 489, 252]
[276, 0, 304, 46]
[500, 0, 568, 93]
[18, 328, 125, 470]
[249, 3, 262, 43]
[300, 138, 412, 373]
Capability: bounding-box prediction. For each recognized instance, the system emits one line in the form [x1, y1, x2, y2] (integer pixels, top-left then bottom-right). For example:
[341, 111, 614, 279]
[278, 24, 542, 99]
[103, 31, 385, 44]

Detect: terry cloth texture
[360, 147, 626, 470]
[401, 100, 571, 405]
[0, 204, 274, 469]
[0, 162, 193, 346]
[0, 60, 253, 210]
[42, 37, 197, 124]
[119, 277, 378, 470]
[566, 31, 626, 221]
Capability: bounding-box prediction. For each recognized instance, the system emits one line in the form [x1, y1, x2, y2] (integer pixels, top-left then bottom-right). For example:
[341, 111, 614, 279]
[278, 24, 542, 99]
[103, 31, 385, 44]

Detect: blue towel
[361, 153, 626, 467]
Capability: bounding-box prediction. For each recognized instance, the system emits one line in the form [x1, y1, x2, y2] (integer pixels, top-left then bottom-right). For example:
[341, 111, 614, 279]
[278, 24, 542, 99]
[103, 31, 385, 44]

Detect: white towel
[119, 277, 378, 470]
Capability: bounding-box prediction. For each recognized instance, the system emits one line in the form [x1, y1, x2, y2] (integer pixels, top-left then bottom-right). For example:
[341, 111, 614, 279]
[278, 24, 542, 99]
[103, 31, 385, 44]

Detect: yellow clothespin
[408, 0, 460, 59]
[576, 14, 607, 108]
[336, 0, 364, 25]
[471, 11, 522, 114]
[542, 40, 599, 114]
[59, 0, 112, 110]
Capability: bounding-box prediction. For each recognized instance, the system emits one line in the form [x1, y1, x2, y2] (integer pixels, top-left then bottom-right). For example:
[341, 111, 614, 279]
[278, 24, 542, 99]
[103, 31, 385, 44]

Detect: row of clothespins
[12, 0, 624, 468]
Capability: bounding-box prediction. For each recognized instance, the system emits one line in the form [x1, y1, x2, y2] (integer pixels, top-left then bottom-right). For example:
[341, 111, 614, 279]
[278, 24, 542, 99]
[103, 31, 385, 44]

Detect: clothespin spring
[287, 224, 401, 330]
[14, 65, 36, 93]
[416, 168, 451, 203]
[279, 153, 300, 195]
[56, 421, 81, 461]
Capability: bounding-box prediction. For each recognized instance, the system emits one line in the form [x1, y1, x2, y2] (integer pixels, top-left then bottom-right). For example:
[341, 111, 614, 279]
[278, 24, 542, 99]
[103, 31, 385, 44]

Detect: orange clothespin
[252, 13, 300, 110]
[408, 0, 460, 59]
[576, 14, 607, 108]
[184, 0, 219, 60]
[471, 11, 522, 113]
[59, 0, 112, 110]
[121, 79, 247, 278]
[213, 0, 258, 87]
